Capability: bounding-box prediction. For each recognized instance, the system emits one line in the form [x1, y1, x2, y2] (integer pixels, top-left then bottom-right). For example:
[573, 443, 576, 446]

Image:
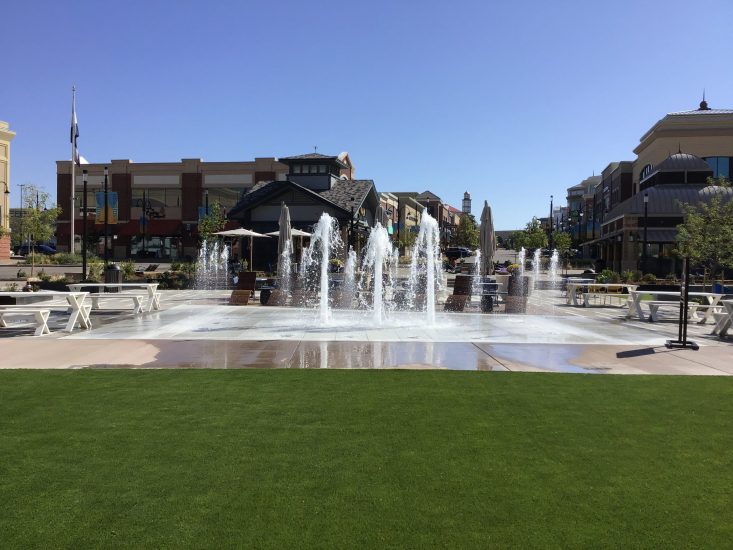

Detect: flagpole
[70, 86, 76, 253]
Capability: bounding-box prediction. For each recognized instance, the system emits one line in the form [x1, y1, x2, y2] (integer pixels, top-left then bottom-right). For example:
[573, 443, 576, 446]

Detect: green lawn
[1, 370, 731, 548]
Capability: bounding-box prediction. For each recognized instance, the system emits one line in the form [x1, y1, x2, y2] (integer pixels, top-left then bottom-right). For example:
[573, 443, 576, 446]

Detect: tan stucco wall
[0, 121, 16, 233]
[632, 113, 733, 190]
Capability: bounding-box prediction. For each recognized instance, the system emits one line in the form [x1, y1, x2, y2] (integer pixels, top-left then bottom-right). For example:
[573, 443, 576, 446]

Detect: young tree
[676, 177, 733, 284]
[552, 230, 572, 254]
[521, 217, 549, 250]
[21, 185, 61, 276]
[552, 230, 573, 273]
[198, 201, 226, 242]
[454, 214, 479, 249]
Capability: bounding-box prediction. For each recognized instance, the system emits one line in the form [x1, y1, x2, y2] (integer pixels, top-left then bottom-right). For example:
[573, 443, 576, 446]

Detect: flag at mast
[70, 87, 79, 252]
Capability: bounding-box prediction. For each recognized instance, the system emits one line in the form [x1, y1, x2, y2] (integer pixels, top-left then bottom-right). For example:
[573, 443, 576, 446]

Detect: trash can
[104, 263, 122, 292]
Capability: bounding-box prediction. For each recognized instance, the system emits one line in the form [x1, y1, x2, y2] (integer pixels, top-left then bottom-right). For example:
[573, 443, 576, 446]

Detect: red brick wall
[181, 173, 202, 221]
[0, 234, 10, 260]
[112, 173, 132, 221]
[255, 171, 276, 183]
[57, 173, 71, 222]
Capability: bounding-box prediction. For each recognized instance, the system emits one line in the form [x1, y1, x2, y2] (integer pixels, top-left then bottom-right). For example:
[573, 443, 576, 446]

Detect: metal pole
[82, 170, 88, 279]
[666, 256, 698, 350]
[642, 192, 648, 273]
[70, 86, 76, 254]
[18, 184, 25, 255]
[549, 195, 553, 248]
[104, 166, 109, 266]
[143, 190, 147, 254]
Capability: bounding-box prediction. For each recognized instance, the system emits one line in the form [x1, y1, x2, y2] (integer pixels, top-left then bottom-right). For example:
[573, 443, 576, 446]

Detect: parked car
[16, 244, 57, 256]
[445, 247, 472, 260]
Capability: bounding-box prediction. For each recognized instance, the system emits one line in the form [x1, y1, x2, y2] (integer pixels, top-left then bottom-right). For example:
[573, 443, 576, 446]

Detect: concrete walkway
[1, 289, 730, 374]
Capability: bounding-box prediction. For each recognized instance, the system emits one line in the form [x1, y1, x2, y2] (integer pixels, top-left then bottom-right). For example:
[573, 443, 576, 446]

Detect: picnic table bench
[711, 300, 733, 338]
[0, 308, 51, 336]
[88, 293, 146, 314]
[627, 290, 724, 323]
[566, 283, 637, 307]
[0, 291, 91, 333]
[68, 283, 160, 312]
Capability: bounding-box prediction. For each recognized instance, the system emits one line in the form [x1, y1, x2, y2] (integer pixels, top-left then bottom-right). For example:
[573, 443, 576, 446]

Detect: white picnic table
[0, 291, 91, 332]
[566, 282, 637, 307]
[712, 299, 733, 338]
[67, 282, 160, 312]
[626, 290, 724, 323]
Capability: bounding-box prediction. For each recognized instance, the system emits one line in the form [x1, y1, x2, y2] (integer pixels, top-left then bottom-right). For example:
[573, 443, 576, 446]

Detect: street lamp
[1, 181, 8, 229]
[82, 169, 88, 279]
[549, 195, 554, 248]
[642, 192, 649, 274]
[349, 196, 355, 251]
[103, 166, 109, 266]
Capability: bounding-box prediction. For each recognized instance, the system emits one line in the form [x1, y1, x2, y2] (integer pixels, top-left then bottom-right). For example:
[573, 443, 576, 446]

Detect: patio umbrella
[213, 228, 270, 271]
[479, 200, 495, 276]
[277, 202, 292, 278]
[265, 228, 312, 238]
[265, 228, 311, 267]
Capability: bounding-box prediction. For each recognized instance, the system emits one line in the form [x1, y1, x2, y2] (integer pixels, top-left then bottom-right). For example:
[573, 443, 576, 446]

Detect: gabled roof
[278, 152, 349, 168]
[279, 152, 338, 161]
[227, 178, 376, 220]
[416, 190, 442, 201]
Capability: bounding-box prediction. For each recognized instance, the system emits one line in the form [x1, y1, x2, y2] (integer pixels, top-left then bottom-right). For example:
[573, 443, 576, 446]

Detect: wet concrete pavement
[1, 289, 731, 374]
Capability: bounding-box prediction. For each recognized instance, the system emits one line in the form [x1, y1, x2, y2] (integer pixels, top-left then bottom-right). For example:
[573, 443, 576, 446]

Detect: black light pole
[349, 196, 355, 250]
[549, 195, 554, 248]
[103, 166, 109, 266]
[18, 184, 25, 254]
[82, 169, 88, 279]
[642, 192, 649, 274]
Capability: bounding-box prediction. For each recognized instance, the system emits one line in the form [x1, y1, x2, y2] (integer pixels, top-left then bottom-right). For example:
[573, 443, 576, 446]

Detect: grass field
[1, 370, 732, 548]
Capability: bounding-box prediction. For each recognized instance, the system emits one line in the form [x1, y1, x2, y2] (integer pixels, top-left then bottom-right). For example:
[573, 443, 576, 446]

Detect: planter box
[504, 295, 527, 313]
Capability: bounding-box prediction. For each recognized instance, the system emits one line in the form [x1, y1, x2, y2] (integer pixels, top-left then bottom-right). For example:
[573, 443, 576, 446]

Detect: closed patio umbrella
[479, 200, 495, 276]
[277, 202, 292, 278]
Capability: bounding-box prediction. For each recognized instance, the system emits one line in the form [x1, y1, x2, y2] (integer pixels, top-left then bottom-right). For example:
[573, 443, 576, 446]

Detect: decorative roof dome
[654, 152, 712, 173]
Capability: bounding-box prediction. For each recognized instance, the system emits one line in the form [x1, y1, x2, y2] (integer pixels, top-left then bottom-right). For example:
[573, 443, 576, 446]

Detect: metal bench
[0, 308, 51, 336]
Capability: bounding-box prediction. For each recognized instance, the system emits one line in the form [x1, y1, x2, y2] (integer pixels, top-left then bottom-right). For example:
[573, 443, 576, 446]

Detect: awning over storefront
[644, 229, 677, 242]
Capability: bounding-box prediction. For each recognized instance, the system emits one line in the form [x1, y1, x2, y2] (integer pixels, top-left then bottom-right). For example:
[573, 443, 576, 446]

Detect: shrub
[87, 260, 103, 282]
[19, 253, 52, 265]
[620, 270, 642, 283]
[641, 273, 657, 284]
[38, 270, 51, 282]
[52, 252, 82, 265]
[597, 269, 620, 284]
[665, 272, 679, 284]
[16, 269, 27, 279]
[120, 260, 136, 280]
[3, 283, 19, 291]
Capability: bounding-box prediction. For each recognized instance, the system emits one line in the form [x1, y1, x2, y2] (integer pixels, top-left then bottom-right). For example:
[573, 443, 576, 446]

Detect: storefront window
[130, 235, 180, 260]
[201, 188, 244, 214]
[131, 188, 181, 219]
[704, 157, 731, 179]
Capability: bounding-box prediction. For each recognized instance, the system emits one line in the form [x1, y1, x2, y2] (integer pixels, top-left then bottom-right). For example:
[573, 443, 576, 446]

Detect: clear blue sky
[3, 0, 732, 229]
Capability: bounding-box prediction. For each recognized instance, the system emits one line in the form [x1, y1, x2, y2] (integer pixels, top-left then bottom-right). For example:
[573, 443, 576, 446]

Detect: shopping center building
[55, 152, 370, 263]
[580, 99, 733, 274]
[0, 121, 16, 260]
